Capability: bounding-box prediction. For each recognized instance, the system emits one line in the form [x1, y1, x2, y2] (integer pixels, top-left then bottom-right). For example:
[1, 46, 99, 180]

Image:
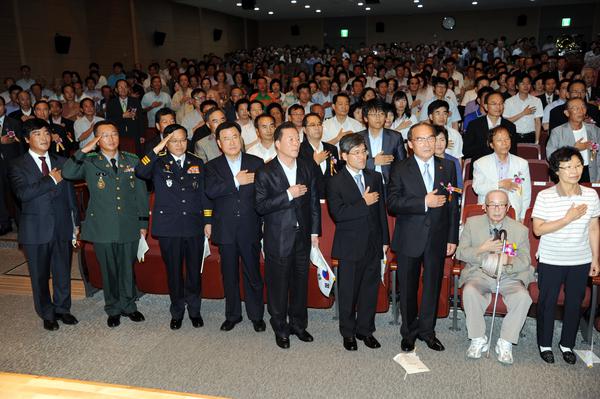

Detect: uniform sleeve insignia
[141, 156, 151, 165]
[203, 209, 213, 217]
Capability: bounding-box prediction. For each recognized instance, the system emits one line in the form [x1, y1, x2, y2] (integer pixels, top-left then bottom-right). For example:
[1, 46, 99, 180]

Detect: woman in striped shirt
[532, 146, 600, 364]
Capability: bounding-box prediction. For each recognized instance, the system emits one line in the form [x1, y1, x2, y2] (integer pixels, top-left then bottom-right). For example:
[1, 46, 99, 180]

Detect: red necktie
[39, 156, 49, 176]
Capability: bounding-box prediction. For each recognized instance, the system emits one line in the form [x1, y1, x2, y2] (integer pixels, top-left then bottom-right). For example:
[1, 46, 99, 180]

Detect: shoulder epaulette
[86, 153, 99, 158]
[122, 151, 139, 159]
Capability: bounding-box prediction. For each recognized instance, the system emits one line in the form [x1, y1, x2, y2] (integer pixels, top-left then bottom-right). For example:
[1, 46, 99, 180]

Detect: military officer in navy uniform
[205, 121, 266, 333]
[62, 120, 149, 328]
[135, 123, 212, 330]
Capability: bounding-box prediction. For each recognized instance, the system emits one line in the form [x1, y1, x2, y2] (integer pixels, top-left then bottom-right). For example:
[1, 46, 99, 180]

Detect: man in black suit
[549, 80, 600, 133]
[8, 119, 80, 331]
[358, 99, 406, 185]
[205, 122, 266, 333]
[7, 90, 34, 123]
[135, 123, 211, 330]
[327, 133, 389, 351]
[0, 97, 22, 235]
[387, 122, 459, 353]
[106, 79, 144, 155]
[299, 112, 339, 198]
[537, 75, 557, 109]
[464, 92, 518, 165]
[254, 121, 321, 349]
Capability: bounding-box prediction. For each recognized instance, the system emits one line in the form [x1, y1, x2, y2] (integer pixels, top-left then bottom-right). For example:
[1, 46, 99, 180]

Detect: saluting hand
[81, 135, 102, 154]
[153, 133, 172, 154]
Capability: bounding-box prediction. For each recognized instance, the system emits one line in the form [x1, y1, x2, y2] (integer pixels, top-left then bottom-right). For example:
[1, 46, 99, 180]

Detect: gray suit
[547, 122, 600, 182]
[455, 215, 534, 343]
[194, 134, 222, 164]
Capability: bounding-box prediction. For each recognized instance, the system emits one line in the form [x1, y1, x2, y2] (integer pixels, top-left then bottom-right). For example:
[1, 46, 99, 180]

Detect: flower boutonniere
[590, 142, 599, 161]
[513, 172, 525, 195]
[6, 130, 20, 142]
[440, 182, 462, 202]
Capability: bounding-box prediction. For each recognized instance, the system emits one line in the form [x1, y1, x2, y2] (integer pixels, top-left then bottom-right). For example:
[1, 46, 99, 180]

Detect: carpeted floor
[0, 292, 598, 399]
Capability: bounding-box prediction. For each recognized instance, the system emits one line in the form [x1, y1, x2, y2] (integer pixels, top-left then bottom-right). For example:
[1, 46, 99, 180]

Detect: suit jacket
[463, 116, 518, 163]
[135, 150, 210, 237]
[327, 167, 389, 261]
[359, 128, 406, 184]
[194, 134, 222, 164]
[8, 153, 79, 245]
[537, 93, 556, 109]
[298, 139, 340, 199]
[106, 96, 144, 139]
[255, 157, 321, 257]
[456, 215, 534, 287]
[0, 116, 23, 161]
[547, 122, 600, 182]
[549, 102, 600, 133]
[204, 153, 263, 245]
[472, 153, 531, 220]
[387, 156, 459, 257]
[62, 150, 149, 243]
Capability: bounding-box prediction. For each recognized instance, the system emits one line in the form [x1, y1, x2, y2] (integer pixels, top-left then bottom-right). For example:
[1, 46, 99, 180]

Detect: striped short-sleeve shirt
[532, 185, 600, 265]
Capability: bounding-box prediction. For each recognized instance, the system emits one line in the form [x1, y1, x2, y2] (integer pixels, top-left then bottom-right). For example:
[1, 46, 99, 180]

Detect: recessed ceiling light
[236, 2, 242, 6]
[365, 7, 371, 10]
[358, 2, 364, 5]
[418, 4, 423, 7]
[291, 0, 297, 3]
[316, 9, 321, 13]
[472, 1, 478, 4]
[268, 11, 274, 15]
[414, 0, 419, 3]
[254, 7, 259, 10]
[305, 4, 310, 8]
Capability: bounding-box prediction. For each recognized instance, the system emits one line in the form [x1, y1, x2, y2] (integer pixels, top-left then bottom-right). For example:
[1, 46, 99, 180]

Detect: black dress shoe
[292, 329, 314, 342]
[252, 319, 266, 332]
[170, 318, 182, 330]
[220, 317, 242, 331]
[107, 315, 121, 328]
[43, 320, 59, 331]
[275, 335, 290, 349]
[56, 313, 78, 325]
[190, 316, 204, 328]
[401, 338, 415, 352]
[343, 337, 358, 351]
[560, 349, 576, 365]
[356, 334, 381, 349]
[539, 350, 555, 363]
[121, 311, 145, 322]
[421, 336, 445, 351]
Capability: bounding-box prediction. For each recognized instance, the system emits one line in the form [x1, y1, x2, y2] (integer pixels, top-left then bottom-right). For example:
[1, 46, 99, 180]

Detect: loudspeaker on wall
[376, 22, 385, 33]
[213, 29, 223, 42]
[154, 31, 167, 46]
[291, 25, 300, 36]
[517, 15, 527, 26]
[54, 34, 71, 54]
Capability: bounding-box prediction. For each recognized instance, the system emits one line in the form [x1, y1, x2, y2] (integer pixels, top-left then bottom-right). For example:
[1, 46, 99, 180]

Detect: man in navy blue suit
[205, 121, 266, 333]
[8, 118, 80, 331]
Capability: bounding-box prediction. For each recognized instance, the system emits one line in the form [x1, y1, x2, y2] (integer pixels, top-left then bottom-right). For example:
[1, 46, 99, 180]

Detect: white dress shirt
[225, 154, 242, 189]
[247, 142, 277, 162]
[503, 94, 543, 134]
[322, 115, 364, 147]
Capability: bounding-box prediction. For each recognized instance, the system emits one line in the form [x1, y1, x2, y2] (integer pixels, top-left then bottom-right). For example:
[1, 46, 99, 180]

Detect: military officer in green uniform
[62, 120, 149, 328]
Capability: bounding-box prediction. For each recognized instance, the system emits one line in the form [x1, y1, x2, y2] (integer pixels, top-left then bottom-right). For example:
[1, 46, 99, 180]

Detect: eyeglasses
[306, 123, 322, 128]
[367, 112, 386, 118]
[485, 203, 508, 210]
[558, 163, 584, 171]
[100, 132, 119, 138]
[348, 149, 368, 157]
[412, 136, 436, 144]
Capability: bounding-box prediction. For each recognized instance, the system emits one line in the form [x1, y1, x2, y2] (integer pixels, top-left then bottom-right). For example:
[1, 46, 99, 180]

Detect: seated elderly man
[455, 190, 534, 364]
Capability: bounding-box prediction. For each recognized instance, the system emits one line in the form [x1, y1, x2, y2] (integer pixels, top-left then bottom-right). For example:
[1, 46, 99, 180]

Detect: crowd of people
[0, 35, 599, 366]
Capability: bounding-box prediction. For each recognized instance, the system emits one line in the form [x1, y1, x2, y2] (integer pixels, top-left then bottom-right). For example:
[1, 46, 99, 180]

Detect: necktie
[39, 156, 49, 176]
[176, 159, 182, 169]
[423, 162, 432, 192]
[120, 99, 127, 112]
[354, 174, 365, 195]
[110, 158, 118, 174]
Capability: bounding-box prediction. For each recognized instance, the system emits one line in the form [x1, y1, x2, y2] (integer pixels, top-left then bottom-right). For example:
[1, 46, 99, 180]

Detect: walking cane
[486, 229, 507, 358]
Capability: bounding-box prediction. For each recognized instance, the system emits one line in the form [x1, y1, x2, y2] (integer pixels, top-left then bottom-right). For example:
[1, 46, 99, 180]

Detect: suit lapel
[272, 159, 290, 190]
[409, 157, 427, 195]
[220, 155, 235, 182]
[26, 152, 43, 178]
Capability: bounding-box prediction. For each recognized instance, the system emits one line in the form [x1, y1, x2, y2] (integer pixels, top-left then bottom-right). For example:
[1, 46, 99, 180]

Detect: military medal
[166, 178, 173, 187]
[97, 176, 105, 189]
[192, 180, 198, 189]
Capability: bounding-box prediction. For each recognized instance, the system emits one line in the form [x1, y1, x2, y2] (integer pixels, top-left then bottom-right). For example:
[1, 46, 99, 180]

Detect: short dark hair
[407, 122, 436, 141]
[302, 112, 322, 127]
[163, 123, 187, 137]
[515, 73, 531, 86]
[548, 146, 584, 180]
[339, 133, 366, 155]
[274, 121, 297, 142]
[33, 100, 49, 111]
[269, 78, 281, 91]
[487, 125, 511, 146]
[287, 103, 304, 116]
[333, 93, 350, 104]
[93, 120, 119, 136]
[79, 97, 95, 108]
[265, 102, 283, 115]
[191, 88, 206, 98]
[200, 99, 218, 114]
[215, 121, 241, 141]
[432, 76, 448, 87]
[361, 98, 385, 118]
[235, 98, 250, 112]
[427, 99, 449, 116]
[477, 86, 495, 101]
[433, 125, 449, 149]
[22, 118, 49, 139]
[204, 107, 225, 123]
[567, 79, 586, 92]
[249, 100, 264, 112]
[154, 107, 176, 125]
[297, 83, 310, 93]
[254, 113, 275, 129]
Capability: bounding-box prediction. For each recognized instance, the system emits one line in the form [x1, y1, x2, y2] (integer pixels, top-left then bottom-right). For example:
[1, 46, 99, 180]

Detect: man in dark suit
[537, 75, 557, 109]
[144, 107, 176, 153]
[8, 119, 80, 331]
[358, 99, 406, 185]
[106, 79, 144, 155]
[254, 121, 321, 349]
[327, 133, 389, 351]
[464, 92, 518, 165]
[0, 97, 22, 234]
[7, 90, 34, 123]
[387, 122, 459, 353]
[135, 123, 211, 330]
[205, 122, 265, 333]
[299, 112, 339, 198]
[549, 80, 600, 133]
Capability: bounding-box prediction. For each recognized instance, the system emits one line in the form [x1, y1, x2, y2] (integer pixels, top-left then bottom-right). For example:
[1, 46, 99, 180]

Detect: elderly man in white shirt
[503, 74, 544, 144]
[322, 93, 364, 147]
[74, 98, 104, 148]
[141, 76, 172, 129]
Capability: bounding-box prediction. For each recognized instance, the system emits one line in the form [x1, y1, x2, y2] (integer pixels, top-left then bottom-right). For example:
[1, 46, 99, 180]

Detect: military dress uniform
[62, 150, 149, 317]
[135, 150, 212, 323]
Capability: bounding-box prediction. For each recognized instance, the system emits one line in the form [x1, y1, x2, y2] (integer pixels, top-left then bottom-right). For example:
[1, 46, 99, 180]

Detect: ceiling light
[236, 2, 242, 6]
[472, 1, 478, 4]
[305, 4, 310, 8]
[358, 2, 364, 5]
[268, 11, 274, 15]
[316, 9, 321, 13]
[418, 4, 423, 7]
[414, 0, 419, 2]
[254, 7, 259, 10]
[365, 7, 371, 10]
[291, 0, 297, 3]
